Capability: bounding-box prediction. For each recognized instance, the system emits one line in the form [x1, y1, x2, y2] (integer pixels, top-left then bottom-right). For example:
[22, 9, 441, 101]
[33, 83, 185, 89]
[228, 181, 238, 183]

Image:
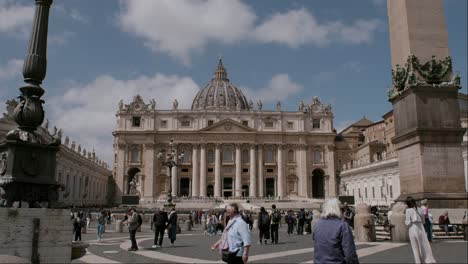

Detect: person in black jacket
[257, 207, 270, 245]
[167, 207, 178, 246]
[152, 209, 168, 248]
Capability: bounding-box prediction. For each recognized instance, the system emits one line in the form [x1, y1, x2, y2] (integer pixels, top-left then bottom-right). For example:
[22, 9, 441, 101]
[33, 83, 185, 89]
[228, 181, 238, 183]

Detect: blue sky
[0, 0, 466, 164]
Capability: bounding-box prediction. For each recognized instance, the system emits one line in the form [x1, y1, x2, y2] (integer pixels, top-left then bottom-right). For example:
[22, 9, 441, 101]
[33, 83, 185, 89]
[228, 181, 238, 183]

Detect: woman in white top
[405, 197, 436, 263]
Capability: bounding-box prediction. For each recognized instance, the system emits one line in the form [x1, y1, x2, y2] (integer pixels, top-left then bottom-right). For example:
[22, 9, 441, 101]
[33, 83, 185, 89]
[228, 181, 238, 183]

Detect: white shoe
[152, 245, 157, 248]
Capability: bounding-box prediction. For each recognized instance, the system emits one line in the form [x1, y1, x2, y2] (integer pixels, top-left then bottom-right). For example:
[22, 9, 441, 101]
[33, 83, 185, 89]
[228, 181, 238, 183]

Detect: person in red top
[438, 211, 458, 236]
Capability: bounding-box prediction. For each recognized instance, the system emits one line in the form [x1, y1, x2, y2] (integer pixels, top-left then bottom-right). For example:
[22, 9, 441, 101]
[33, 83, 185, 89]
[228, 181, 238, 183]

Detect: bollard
[354, 203, 376, 242]
[116, 220, 123, 233]
[388, 202, 409, 242]
[184, 220, 192, 231]
[311, 209, 321, 236]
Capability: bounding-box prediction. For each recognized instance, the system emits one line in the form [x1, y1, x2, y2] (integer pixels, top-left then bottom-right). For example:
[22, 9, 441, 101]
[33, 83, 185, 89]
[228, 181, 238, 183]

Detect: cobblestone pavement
[72, 224, 468, 263]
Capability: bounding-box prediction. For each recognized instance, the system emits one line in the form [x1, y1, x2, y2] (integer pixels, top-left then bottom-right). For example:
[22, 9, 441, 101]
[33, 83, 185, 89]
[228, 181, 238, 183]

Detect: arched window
[130, 147, 140, 162]
[242, 149, 249, 163]
[223, 145, 233, 162]
[288, 150, 295, 162]
[264, 148, 274, 163]
[207, 149, 215, 163]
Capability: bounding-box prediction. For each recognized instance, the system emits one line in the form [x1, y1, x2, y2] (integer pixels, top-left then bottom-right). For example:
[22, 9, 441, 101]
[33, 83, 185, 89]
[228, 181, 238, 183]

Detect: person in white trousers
[405, 197, 436, 264]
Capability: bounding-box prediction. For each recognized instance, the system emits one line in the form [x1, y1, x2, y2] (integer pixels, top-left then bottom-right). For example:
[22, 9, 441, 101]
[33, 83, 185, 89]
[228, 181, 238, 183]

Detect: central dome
[191, 59, 250, 111]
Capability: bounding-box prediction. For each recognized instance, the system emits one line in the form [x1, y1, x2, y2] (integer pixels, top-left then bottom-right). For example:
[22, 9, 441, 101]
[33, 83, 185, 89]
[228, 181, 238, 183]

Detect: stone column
[258, 145, 264, 197]
[116, 143, 126, 201]
[171, 146, 178, 197]
[277, 145, 284, 198]
[214, 144, 222, 197]
[235, 144, 242, 197]
[191, 144, 200, 197]
[354, 203, 376, 242]
[249, 144, 256, 197]
[326, 145, 337, 197]
[298, 145, 308, 197]
[143, 143, 155, 201]
[200, 144, 207, 196]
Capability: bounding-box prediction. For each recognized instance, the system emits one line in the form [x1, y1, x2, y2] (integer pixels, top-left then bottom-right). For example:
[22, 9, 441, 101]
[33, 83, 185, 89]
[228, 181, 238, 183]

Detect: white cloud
[54, 4, 89, 24]
[49, 30, 76, 46]
[117, 0, 256, 65]
[47, 73, 199, 164]
[117, 2, 381, 64]
[0, 59, 23, 81]
[242, 74, 303, 103]
[253, 8, 329, 48]
[0, 1, 34, 35]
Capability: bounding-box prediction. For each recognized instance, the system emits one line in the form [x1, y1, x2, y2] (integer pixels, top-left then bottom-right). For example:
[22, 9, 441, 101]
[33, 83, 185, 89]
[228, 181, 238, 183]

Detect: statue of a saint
[64, 136, 69, 146]
[257, 100, 263, 111]
[276, 101, 281, 112]
[173, 99, 179, 110]
[298, 100, 304, 112]
[44, 119, 49, 130]
[150, 98, 156, 110]
[248, 100, 254, 110]
[128, 178, 137, 195]
[118, 99, 124, 111]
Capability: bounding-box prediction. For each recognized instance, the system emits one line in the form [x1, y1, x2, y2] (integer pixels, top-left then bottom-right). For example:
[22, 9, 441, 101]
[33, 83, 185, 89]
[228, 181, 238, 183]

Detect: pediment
[199, 119, 255, 133]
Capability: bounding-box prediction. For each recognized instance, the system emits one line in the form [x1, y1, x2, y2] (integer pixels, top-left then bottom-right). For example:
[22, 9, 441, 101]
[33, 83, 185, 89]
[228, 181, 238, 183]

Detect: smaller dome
[191, 58, 250, 111]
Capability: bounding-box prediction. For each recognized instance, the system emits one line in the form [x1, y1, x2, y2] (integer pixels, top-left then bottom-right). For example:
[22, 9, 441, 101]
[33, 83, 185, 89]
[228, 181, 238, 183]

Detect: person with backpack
[152, 208, 168, 248]
[124, 207, 140, 251]
[297, 208, 306, 235]
[72, 213, 82, 242]
[97, 211, 106, 242]
[167, 207, 178, 246]
[305, 211, 313, 234]
[258, 207, 270, 245]
[270, 204, 280, 244]
[285, 210, 294, 235]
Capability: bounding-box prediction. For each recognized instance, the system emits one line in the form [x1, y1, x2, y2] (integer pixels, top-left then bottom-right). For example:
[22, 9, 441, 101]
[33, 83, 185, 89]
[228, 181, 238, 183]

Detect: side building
[338, 93, 468, 206]
[0, 100, 113, 207]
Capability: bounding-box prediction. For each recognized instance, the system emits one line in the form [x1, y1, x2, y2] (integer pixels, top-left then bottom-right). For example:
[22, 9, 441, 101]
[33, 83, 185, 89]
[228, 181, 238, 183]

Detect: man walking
[167, 207, 178, 246]
[124, 207, 140, 251]
[285, 210, 295, 235]
[297, 208, 305, 235]
[152, 208, 168, 248]
[270, 204, 281, 244]
[258, 207, 270, 244]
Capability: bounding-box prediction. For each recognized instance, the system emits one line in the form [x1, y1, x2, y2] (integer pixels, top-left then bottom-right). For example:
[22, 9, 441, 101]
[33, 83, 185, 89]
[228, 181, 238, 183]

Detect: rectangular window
[266, 168, 274, 173]
[358, 188, 361, 198]
[181, 120, 191, 127]
[160, 120, 167, 128]
[132, 116, 141, 127]
[181, 168, 189, 173]
[389, 185, 393, 198]
[223, 146, 233, 162]
[208, 120, 214, 126]
[312, 119, 320, 129]
[242, 168, 249, 173]
[242, 120, 249, 127]
[287, 121, 294, 129]
[365, 188, 368, 198]
[264, 121, 274, 128]
[208, 168, 213, 173]
[372, 187, 375, 198]
[265, 149, 274, 162]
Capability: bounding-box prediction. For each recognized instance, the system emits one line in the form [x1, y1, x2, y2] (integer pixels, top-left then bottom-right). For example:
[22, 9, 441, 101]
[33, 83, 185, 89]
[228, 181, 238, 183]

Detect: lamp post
[157, 139, 184, 208]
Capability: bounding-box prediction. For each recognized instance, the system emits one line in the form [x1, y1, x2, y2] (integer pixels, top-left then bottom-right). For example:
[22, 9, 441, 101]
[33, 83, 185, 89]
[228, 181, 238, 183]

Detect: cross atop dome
[213, 56, 229, 81]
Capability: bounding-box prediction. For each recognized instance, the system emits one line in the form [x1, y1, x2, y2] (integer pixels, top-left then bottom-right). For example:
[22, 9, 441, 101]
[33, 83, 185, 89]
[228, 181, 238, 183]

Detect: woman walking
[167, 207, 178, 246]
[313, 198, 359, 264]
[405, 197, 436, 263]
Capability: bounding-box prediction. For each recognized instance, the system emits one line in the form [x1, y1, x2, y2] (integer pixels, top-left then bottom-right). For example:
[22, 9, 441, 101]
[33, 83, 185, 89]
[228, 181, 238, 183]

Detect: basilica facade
[113, 59, 337, 204]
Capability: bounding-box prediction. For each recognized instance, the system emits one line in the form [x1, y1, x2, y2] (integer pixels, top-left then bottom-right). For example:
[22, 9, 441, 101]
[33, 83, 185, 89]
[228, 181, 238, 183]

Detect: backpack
[261, 212, 270, 225]
[272, 210, 281, 223]
[138, 214, 143, 226]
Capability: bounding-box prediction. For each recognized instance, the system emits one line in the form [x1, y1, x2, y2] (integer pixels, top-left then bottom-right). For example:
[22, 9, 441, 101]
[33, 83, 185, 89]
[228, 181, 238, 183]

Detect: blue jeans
[97, 224, 104, 240]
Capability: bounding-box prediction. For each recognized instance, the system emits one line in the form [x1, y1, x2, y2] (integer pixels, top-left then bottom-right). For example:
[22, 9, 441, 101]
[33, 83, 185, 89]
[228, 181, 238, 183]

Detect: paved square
[72, 223, 468, 263]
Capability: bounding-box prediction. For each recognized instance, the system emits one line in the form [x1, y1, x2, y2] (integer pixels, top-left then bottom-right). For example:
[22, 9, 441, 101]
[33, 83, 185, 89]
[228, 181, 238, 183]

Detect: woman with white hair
[313, 198, 358, 264]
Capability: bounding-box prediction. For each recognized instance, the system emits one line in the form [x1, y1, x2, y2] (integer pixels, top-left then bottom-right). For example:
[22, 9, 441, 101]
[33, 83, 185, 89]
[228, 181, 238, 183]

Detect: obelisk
[387, 0, 467, 208]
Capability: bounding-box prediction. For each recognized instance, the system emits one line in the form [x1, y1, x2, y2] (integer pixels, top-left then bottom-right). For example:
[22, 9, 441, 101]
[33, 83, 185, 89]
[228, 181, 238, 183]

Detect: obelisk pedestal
[387, 0, 467, 208]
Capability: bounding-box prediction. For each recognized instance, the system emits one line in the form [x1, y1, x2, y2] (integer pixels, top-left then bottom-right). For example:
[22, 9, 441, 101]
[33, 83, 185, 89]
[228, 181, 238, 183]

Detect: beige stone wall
[0, 208, 72, 263]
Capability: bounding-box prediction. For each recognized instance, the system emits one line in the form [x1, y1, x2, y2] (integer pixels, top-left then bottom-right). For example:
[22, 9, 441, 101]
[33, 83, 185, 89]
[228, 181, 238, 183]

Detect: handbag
[222, 249, 239, 263]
